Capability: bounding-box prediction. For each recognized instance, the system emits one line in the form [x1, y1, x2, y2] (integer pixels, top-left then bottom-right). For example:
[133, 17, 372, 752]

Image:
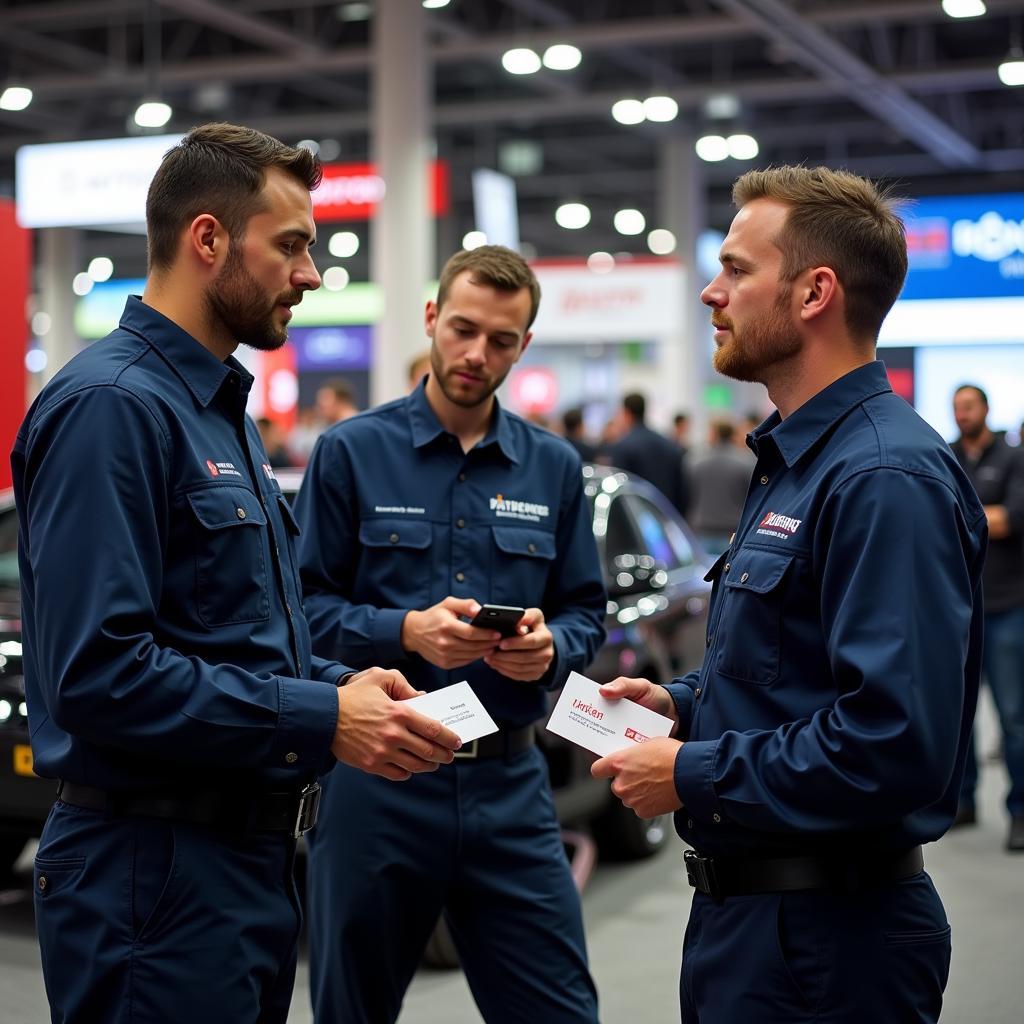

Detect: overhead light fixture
[31, 311, 52, 337]
[502, 48, 542, 75]
[134, 100, 172, 128]
[542, 44, 582, 71]
[323, 266, 350, 292]
[88, 257, 114, 282]
[695, 135, 730, 162]
[0, 86, 32, 111]
[611, 98, 645, 125]
[727, 133, 759, 159]
[614, 209, 646, 236]
[587, 252, 615, 274]
[328, 231, 360, 258]
[72, 272, 95, 297]
[643, 96, 678, 122]
[555, 202, 591, 229]
[337, 1, 371, 20]
[422, 0, 451, 8]
[999, 50, 1024, 86]
[704, 93, 740, 120]
[462, 230, 487, 250]
[647, 228, 677, 255]
[297, 139, 320, 155]
[941, 0, 986, 17]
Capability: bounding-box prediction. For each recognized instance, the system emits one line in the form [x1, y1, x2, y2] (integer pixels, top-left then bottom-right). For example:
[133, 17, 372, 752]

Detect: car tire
[592, 798, 672, 861]
[421, 914, 460, 970]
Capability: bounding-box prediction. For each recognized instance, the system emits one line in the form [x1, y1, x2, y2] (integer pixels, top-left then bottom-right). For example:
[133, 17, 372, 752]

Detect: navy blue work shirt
[12, 297, 344, 792]
[664, 361, 987, 858]
[294, 381, 607, 727]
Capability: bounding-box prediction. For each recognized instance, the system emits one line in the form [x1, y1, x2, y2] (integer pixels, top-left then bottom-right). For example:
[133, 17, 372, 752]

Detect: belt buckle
[684, 850, 722, 901]
[453, 738, 479, 760]
[292, 782, 321, 838]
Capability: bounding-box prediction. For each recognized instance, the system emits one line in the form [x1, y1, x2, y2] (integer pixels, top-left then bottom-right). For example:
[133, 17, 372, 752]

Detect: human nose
[700, 275, 724, 308]
[464, 334, 487, 364]
[295, 250, 321, 292]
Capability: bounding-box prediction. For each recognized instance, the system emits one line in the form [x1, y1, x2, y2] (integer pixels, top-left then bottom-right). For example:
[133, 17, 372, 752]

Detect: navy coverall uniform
[294, 381, 606, 1024]
[663, 362, 986, 1023]
[13, 297, 346, 1024]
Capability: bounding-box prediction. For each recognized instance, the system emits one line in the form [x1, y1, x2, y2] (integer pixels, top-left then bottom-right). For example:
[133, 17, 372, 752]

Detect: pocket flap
[491, 526, 556, 560]
[723, 549, 793, 594]
[359, 519, 432, 550]
[703, 550, 729, 583]
[187, 485, 267, 530]
[275, 492, 301, 536]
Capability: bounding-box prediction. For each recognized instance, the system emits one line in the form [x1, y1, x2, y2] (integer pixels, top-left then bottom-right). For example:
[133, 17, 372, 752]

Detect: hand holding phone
[469, 603, 527, 638]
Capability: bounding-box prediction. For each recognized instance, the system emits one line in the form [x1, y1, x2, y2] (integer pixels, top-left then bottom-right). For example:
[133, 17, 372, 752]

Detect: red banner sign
[312, 160, 449, 222]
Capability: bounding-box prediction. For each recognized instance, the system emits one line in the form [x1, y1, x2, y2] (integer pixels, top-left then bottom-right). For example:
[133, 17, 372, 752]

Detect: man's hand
[401, 597, 501, 669]
[591, 737, 684, 818]
[484, 607, 554, 682]
[985, 504, 1010, 540]
[598, 676, 678, 733]
[332, 667, 462, 781]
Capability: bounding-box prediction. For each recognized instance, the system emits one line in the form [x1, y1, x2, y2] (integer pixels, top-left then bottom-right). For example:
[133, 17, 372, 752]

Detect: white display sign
[16, 133, 183, 229]
[531, 260, 685, 341]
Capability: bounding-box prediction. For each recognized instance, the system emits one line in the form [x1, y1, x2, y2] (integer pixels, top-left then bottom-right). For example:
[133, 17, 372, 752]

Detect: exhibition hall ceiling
[0, 0, 1021, 274]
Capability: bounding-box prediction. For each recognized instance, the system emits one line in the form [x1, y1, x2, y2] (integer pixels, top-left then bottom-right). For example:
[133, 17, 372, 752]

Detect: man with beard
[950, 383, 1024, 851]
[294, 245, 606, 1024]
[591, 166, 986, 1023]
[12, 123, 460, 1023]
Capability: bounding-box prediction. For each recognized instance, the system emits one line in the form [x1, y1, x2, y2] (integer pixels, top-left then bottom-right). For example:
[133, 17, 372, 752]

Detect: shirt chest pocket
[715, 548, 793, 685]
[186, 485, 270, 627]
[357, 519, 432, 608]
[490, 527, 556, 605]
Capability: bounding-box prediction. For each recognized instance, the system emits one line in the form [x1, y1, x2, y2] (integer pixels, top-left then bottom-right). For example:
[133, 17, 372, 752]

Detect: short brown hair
[436, 245, 541, 329]
[146, 122, 322, 272]
[732, 166, 907, 342]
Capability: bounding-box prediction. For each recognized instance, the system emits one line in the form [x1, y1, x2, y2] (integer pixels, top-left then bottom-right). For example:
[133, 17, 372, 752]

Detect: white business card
[405, 680, 499, 743]
[545, 671, 674, 757]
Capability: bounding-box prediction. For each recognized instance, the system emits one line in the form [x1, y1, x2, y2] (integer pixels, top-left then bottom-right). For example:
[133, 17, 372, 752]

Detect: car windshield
[0, 503, 18, 587]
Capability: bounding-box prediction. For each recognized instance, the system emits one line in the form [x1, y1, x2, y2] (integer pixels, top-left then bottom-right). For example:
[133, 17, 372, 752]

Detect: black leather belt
[452, 724, 535, 761]
[684, 845, 924, 901]
[56, 779, 321, 839]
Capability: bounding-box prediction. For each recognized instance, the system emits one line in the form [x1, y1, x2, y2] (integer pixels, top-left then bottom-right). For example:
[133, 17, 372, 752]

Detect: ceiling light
[695, 135, 730, 162]
[323, 266, 350, 291]
[297, 139, 320, 155]
[134, 100, 172, 129]
[31, 311, 52, 337]
[587, 252, 615, 274]
[704, 93, 740, 120]
[72, 272, 94, 296]
[999, 51, 1024, 86]
[25, 349, 48, 374]
[422, 0, 451, 8]
[328, 231, 360, 258]
[727, 134, 759, 159]
[337, 2, 371, 20]
[0, 86, 32, 111]
[88, 256, 114, 282]
[647, 228, 677, 255]
[611, 99, 645, 125]
[941, 0, 986, 17]
[555, 202, 591, 229]
[643, 96, 678, 122]
[502, 48, 542, 75]
[462, 231, 488, 250]
[543, 44, 582, 71]
[614, 209, 646, 235]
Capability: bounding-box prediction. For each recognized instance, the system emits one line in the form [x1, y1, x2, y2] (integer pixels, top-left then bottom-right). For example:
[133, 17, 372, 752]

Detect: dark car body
[0, 466, 711, 872]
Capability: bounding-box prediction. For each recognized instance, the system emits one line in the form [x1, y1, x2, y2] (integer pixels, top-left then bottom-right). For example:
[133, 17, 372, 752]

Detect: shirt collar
[118, 295, 253, 407]
[406, 378, 520, 464]
[751, 360, 892, 468]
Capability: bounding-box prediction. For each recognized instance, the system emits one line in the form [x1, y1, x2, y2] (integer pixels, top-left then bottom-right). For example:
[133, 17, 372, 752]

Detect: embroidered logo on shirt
[489, 493, 550, 522]
[206, 459, 242, 479]
[756, 511, 802, 539]
[262, 464, 276, 481]
[373, 505, 426, 515]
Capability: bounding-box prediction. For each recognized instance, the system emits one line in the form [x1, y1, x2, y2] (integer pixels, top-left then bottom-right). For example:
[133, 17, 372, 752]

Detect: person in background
[687, 417, 754, 556]
[950, 383, 1024, 851]
[294, 244, 605, 1024]
[257, 415, 295, 468]
[562, 406, 597, 462]
[11, 122, 459, 1024]
[315, 376, 359, 425]
[407, 348, 432, 392]
[671, 411, 691, 456]
[593, 165, 985, 1023]
[607, 392, 690, 516]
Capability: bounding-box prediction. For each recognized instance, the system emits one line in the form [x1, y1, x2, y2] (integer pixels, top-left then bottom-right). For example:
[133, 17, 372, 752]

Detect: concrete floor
[1, 694, 1021, 1022]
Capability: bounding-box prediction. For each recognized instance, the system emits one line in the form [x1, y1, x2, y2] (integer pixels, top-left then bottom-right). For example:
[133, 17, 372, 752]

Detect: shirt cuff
[662, 682, 696, 739]
[538, 624, 566, 690]
[371, 607, 409, 665]
[273, 676, 339, 773]
[674, 739, 727, 824]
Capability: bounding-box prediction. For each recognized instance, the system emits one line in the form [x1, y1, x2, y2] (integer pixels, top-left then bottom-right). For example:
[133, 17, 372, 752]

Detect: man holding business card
[293, 245, 606, 1024]
[593, 167, 985, 1023]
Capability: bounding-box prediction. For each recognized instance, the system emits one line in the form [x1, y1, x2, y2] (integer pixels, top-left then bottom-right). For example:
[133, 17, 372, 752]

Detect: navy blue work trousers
[306, 745, 599, 1024]
[680, 870, 951, 1022]
[33, 799, 302, 1023]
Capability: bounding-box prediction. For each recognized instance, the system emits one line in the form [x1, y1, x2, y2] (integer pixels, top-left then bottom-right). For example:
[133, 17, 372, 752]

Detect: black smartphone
[469, 603, 526, 638]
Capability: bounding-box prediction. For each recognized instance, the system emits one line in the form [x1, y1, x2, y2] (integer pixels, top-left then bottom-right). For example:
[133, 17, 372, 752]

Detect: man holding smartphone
[294, 245, 607, 1024]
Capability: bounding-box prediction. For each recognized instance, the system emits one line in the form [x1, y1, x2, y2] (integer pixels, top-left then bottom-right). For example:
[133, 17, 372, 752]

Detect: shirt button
[687, 819, 694, 830]
[694, 687, 702, 698]
[236, 507, 247, 520]
[527, 542, 537, 553]
[458, 473, 467, 482]
[705, 633, 713, 647]
[713, 813, 722, 823]
[723, 563, 730, 573]
[285, 752, 298, 764]
[760, 475, 769, 485]
[740, 572, 749, 583]
[389, 533, 400, 543]
[38, 875, 47, 892]
[455, 571, 465, 583]
[456, 518, 465, 529]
